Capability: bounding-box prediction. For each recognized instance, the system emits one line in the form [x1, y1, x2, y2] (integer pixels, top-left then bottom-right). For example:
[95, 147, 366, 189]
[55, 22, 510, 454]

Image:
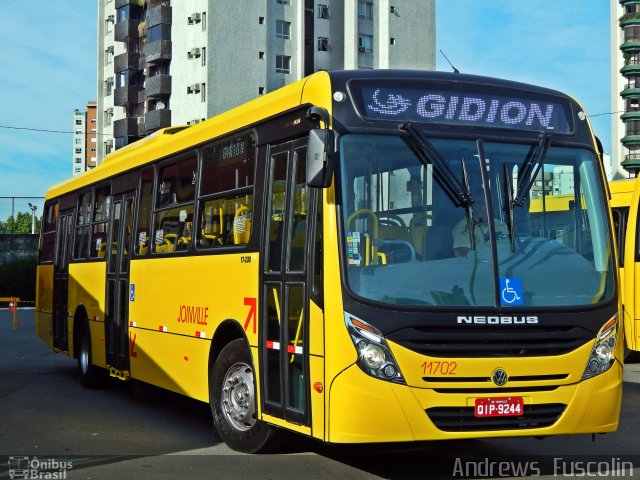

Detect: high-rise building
[72, 102, 98, 176]
[612, 0, 640, 178]
[96, 0, 436, 163]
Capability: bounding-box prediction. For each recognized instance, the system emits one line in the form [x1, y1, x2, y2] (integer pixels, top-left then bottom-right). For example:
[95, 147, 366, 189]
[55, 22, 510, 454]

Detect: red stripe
[266, 340, 274, 349]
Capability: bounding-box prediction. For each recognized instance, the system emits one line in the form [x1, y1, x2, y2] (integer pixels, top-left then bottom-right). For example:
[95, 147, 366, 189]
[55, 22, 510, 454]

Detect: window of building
[277, 0, 290, 4]
[105, 46, 114, 65]
[201, 83, 206, 103]
[358, 1, 373, 18]
[276, 54, 291, 73]
[390, 37, 396, 45]
[318, 4, 329, 19]
[318, 37, 328, 51]
[202, 12, 207, 31]
[75, 119, 82, 125]
[147, 24, 171, 43]
[276, 20, 291, 39]
[259, 51, 265, 59]
[259, 16, 265, 24]
[75, 157, 82, 163]
[105, 16, 114, 33]
[198, 133, 256, 249]
[75, 148, 82, 154]
[259, 86, 265, 95]
[358, 34, 373, 52]
[202, 47, 206, 66]
[75, 139, 82, 145]
[105, 77, 114, 96]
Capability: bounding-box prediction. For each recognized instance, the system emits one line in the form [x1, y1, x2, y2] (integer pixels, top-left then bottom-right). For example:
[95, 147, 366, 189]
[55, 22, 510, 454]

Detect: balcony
[114, 117, 144, 138]
[146, 4, 172, 28]
[115, 0, 139, 7]
[145, 40, 172, 64]
[145, 74, 171, 98]
[621, 63, 640, 75]
[114, 51, 141, 73]
[114, 18, 140, 42]
[145, 109, 171, 133]
[114, 85, 143, 107]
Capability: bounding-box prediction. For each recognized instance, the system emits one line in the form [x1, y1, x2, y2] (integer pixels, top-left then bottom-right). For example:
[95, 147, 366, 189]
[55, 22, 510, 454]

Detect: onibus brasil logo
[8, 456, 73, 479]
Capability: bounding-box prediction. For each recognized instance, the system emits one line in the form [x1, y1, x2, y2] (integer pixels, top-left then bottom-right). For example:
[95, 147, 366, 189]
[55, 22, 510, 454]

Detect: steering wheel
[378, 214, 407, 228]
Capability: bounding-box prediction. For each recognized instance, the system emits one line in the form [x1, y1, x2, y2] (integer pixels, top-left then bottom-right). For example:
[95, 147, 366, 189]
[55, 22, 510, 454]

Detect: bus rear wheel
[210, 339, 286, 453]
[78, 324, 104, 389]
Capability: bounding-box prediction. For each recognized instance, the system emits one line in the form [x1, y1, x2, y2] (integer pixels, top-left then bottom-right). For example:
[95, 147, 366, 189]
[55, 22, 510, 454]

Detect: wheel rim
[80, 335, 89, 374]
[221, 362, 256, 431]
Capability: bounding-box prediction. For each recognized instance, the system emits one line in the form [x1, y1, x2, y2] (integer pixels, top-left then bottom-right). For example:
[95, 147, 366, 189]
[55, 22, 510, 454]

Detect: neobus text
[457, 316, 539, 325]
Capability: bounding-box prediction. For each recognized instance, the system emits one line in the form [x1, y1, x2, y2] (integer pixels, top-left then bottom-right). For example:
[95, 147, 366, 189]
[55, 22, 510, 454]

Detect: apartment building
[612, 0, 640, 178]
[96, 0, 436, 163]
[72, 102, 98, 175]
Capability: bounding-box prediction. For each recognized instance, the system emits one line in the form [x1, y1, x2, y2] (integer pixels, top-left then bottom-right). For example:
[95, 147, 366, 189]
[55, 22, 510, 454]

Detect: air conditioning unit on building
[190, 12, 201, 23]
[358, 46, 366, 52]
[106, 139, 113, 147]
[106, 108, 113, 115]
[190, 47, 201, 57]
[190, 84, 201, 93]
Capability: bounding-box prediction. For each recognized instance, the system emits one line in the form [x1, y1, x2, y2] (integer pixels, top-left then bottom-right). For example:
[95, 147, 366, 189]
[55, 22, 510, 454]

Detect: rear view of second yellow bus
[609, 178, 640, 360]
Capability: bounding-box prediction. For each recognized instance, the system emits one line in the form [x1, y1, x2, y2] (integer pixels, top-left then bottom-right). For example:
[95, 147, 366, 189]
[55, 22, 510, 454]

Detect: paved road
[1, 309, 639, 479]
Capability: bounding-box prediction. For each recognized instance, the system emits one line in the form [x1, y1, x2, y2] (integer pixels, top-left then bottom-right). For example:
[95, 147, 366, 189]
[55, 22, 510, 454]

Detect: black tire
[77, 324, 104, 389]
[210, 339, 287, 453]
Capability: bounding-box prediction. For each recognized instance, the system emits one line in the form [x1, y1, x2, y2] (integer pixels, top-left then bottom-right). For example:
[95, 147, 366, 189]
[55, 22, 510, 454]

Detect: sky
[0, 0, 612, 217]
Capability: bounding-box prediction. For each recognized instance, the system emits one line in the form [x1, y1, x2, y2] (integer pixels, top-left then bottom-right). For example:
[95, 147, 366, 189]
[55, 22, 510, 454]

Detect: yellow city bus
[609, 178, 639, 360]
[36, 70, 622, 453]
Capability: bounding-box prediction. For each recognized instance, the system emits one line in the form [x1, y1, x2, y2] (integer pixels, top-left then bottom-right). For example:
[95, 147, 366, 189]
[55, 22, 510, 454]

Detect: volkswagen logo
[492, 368, 508, 386]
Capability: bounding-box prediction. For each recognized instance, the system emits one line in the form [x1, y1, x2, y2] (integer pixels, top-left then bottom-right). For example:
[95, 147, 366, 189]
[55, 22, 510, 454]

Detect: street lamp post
[28, 203, 37, 235]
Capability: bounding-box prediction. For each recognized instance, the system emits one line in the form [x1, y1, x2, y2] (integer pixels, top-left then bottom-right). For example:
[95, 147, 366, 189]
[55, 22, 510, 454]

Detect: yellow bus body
[609, 178, 639, 353]
[36, 70, 622, 449]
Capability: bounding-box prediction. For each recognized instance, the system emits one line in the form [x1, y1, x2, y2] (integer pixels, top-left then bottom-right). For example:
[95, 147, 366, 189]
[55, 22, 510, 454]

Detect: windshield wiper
[513, 133, 551, 207]
[402, 122, 472, 208]
[502, 163, 516, 252]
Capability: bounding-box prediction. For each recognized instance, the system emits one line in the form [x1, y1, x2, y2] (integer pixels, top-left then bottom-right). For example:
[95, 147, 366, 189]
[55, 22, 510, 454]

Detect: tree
[0, 211, 41, 234]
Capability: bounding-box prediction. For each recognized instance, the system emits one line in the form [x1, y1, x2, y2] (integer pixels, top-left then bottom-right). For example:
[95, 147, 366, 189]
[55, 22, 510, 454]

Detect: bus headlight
[581, 315, 618, 381]
[345, 313, 405, 384]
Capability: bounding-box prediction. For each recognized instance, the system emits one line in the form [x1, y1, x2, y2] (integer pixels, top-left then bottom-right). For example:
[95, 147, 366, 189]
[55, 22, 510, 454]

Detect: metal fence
[0, 197, 45, 234]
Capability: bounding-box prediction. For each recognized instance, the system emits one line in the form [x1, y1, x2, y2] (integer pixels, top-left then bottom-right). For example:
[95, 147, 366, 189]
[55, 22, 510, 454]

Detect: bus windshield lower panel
[339, 134, 615, 308]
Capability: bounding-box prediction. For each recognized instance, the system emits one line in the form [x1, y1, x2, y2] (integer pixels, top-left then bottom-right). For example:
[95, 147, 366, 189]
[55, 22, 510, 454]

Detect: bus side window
[90, 185, 111, 258]
[152, 155, 196, 254]
[198, 133, 256, 249]
[39, 202, 58, 263]
[135, 167, 154, 256]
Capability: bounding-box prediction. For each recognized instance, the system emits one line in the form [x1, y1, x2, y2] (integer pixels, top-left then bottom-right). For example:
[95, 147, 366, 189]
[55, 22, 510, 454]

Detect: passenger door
[260, 139, 312, 426]
[105, 191, 136, 371]
[52, 210, 74, 351]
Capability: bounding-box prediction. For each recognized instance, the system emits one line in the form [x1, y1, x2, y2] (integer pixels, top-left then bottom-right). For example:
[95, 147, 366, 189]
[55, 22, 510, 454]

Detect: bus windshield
[339, 134, 615, 308]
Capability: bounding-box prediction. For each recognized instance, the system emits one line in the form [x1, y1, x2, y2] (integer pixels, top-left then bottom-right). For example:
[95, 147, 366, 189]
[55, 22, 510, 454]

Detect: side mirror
[306, 128, 334, 188]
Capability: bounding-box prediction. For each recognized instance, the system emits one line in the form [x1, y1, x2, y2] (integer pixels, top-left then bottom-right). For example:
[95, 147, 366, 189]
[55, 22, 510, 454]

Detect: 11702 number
[421, 360, 457, 376]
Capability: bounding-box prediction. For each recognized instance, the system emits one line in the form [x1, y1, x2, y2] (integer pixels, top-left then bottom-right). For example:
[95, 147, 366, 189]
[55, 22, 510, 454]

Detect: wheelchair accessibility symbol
[499, 277, 524, 306]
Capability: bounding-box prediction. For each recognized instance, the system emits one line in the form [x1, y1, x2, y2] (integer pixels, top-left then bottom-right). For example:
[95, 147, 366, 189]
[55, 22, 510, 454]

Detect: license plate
[474, 397, 524, 417]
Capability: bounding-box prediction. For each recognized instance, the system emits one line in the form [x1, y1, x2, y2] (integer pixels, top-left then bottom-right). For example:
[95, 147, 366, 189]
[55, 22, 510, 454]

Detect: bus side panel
[308, 300, 325, 441]
[35, 264, 54, 349]
[128, 253, 259, 402]
[68, 262, 107, 357]
[625, 180, 640, 351]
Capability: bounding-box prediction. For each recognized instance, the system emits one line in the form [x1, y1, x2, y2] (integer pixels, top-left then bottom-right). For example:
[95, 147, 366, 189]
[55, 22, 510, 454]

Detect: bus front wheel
[210, 339, 286, 453]
[77, 324, 104, 389]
